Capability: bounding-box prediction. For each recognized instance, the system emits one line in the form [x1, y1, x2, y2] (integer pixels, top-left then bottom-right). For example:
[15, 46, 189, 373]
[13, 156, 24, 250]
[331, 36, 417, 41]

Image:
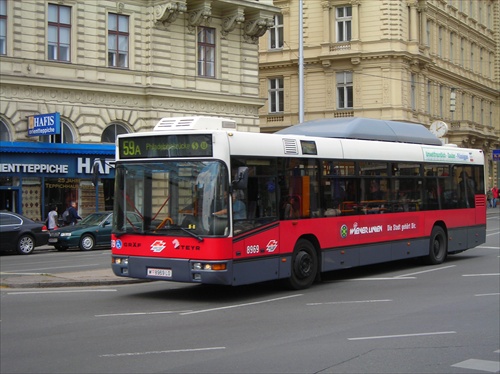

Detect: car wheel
[17, 234, 35, 255]
[79, 234, 95, 251]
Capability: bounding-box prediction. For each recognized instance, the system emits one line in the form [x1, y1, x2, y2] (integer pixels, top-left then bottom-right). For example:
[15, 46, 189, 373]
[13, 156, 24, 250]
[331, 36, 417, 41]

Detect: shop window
[0, 119, 11, 141]
[40, 121, 74, 143]
[101, 123, 129, 143]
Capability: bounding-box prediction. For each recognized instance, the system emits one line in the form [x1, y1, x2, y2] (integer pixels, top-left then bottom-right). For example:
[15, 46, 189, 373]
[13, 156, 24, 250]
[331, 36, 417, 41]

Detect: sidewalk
[1, 245, 151, 289]
[0, 268, 151, 289]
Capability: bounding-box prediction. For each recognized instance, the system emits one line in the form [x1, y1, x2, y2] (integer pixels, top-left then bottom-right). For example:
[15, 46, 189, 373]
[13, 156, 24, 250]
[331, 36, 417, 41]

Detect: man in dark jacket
[67, 201, 82, 225]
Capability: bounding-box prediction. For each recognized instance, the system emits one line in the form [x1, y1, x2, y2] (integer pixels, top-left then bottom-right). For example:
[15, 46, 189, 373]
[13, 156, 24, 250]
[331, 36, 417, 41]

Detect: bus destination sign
[119, 134, 213, 159]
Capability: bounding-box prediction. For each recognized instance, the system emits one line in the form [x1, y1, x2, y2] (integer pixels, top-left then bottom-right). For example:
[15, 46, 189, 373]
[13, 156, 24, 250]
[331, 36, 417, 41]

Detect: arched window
[0, 119, 11, 141]
[101, 123, 129, 143]
[41, 120, 74, 143]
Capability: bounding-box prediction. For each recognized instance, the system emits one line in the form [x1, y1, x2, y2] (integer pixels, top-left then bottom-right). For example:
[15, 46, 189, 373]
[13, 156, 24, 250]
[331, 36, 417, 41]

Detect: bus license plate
[147, 268, 172, 278]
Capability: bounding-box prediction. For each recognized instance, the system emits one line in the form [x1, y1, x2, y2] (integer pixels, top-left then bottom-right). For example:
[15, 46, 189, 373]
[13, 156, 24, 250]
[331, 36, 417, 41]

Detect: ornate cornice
[154, 2, 187, 28]
[188, 2, 212, 32]
[222, 8, 245, 37]
[243, 17, 274, 44]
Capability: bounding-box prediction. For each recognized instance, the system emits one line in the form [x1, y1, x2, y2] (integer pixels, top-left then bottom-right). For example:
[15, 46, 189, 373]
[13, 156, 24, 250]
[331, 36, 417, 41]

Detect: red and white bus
[111, 116, 486, 289]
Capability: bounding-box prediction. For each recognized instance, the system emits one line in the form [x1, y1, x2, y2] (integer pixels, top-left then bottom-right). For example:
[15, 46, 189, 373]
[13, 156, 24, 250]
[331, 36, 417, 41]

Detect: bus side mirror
[232, 166, 249, 190]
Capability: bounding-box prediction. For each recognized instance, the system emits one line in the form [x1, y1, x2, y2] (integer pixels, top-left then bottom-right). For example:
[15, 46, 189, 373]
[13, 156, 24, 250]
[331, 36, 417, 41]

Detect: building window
[487, 4, 491, 29]
[461, 92, 465, 119]
[438, 26, 443, 57]
[471, 95, 474, 122]
[470, 43, 474, 71]
[101, 123, 128, 143]
[48, 4, 71, 62]
[427, 81, 432, 114]
[460, 38, 464, 67]
[426, 20, 430, 47]
[0, 0, 6, 55]
[268, 78, 284, 113]
[108, 13, 129, 68]
[479, 47, 483, 75]
[449, 32, 454, 62]
[336, 72, 353, 109]
[490, 103, 493, 127]
[269, 14, 283, 49]
[41, 121, 74, 144]
[410, 73, 416, 111]
[336, 6, 351, 42]
[439, 85, 443, 117]
[480, 100, 484, 125]
[197, 27, 215, 78]
[0, 119, 10, 141]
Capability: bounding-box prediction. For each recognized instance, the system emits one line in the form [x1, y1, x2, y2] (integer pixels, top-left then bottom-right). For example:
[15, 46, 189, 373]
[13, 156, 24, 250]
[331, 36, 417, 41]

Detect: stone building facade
[258, 0, 500, 188]
[0, 0, 279, 218]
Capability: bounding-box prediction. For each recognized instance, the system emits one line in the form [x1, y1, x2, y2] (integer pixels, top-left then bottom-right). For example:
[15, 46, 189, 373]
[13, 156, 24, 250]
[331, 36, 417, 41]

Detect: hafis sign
[28, 112, 60, 137]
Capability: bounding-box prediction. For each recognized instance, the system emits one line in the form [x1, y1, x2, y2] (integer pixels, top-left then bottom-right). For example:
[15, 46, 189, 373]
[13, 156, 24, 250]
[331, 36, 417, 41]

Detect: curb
[0, 270, 152, 289]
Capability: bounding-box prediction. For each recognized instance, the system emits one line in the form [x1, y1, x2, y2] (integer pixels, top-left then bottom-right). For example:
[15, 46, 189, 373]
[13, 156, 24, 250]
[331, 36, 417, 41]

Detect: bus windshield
[113, 160, 229, 237]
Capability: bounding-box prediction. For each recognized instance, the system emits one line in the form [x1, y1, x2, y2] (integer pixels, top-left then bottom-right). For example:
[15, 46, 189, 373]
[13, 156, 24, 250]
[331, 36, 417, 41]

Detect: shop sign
[493, 149, 500, 162]
[28, 112, 60, 137]
[0, 157, 115, 178]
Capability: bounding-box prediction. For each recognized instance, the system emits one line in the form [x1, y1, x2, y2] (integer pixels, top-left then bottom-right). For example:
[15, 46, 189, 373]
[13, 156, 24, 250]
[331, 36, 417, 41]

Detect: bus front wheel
[287, 239, 318, 290]
[426, 226, 447, 265]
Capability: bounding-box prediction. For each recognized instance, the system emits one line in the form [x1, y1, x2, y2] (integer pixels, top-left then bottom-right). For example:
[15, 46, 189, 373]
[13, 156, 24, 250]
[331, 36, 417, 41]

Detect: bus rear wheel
[287, 239, 318, 290]
[426, 226, 447, 265]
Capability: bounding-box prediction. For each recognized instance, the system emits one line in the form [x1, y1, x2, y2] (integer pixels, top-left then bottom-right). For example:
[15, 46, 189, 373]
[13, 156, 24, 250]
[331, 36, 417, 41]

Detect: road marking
[395, 265, 456, 278]
[475, 293, 500, 297]
[348, 331, 456, 341]
[349, 277, 415, 281]
[100, 346, 226, 358]
[95, 310, 192, 317]
[7, 289, 117, 295]
[463, 273, 500, 277]
[307, 299, 392, 306]
[0, 264, 100, 273]
[180, 294, 303, 315]
[451, 359, 500, 373]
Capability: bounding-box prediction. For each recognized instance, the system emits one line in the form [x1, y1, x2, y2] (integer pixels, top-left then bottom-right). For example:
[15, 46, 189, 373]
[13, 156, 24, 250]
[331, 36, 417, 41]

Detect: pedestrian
[492, 185, 499, 208]
[46, 205, 59, 230]
[486, 188, 493, 208]
[67, 201, 82, 225]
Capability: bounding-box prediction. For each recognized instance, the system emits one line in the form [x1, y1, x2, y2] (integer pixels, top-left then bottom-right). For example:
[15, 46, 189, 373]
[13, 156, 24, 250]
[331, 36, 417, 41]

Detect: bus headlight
[113, 257, 128, 265]
[192, 262, 227, 271]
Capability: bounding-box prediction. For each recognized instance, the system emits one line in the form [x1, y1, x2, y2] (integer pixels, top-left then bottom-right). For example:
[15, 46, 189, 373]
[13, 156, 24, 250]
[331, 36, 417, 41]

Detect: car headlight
[60, 233, 72, 237]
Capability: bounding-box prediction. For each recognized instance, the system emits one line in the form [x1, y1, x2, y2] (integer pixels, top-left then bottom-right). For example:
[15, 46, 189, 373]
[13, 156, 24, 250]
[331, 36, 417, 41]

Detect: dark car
[48, 211, 143, 251]
[0, 211, 49, 255]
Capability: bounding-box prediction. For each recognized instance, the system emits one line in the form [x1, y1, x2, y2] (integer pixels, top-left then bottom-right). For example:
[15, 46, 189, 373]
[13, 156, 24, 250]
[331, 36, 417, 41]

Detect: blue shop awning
[0, 141, 115, 155]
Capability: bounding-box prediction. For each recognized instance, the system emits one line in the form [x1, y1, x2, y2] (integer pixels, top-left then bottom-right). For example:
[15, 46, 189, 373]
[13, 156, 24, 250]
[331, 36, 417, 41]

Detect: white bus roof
[154, 116, 237, 131]
[276, 117, 443, 146]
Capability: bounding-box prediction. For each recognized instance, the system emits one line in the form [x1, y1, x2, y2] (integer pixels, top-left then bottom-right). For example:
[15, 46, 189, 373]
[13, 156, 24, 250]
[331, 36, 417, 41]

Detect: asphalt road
[1, 254, 499, 374]
[1, 211, 498, 374]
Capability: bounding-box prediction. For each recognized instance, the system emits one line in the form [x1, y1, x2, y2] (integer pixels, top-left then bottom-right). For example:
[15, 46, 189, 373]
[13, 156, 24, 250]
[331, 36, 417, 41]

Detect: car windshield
[113, 160, 229, 237]
[80, 213, 110, 226]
